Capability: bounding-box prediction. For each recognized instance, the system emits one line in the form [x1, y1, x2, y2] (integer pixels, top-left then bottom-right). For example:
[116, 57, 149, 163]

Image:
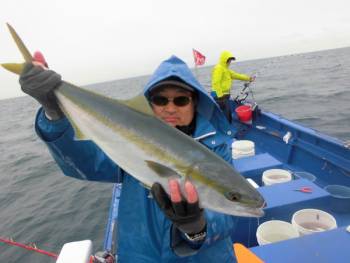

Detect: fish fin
[233, 243, 264, 263]
[119, 94, 154, 116]
[6, 23, 33, 62]
[1, 63, 25, 75]
[145, 160, 181, 178]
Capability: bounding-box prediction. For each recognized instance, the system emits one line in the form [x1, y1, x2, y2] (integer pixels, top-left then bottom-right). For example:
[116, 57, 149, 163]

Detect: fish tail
[1, 23, 33, 74]
[1, 63, 25, 75]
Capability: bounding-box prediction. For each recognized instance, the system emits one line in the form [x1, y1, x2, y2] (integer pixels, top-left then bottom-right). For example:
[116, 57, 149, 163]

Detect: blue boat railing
[103, 183, 122, 253]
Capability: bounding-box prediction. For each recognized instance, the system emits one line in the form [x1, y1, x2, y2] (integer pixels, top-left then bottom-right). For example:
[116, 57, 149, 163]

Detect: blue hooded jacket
[35, 55, 238, 262]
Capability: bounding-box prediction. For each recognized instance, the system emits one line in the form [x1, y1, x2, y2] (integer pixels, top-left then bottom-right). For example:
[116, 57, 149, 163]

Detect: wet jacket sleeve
[230, 70, 251, 81]
[201, 210, 238, 247]
[213, 143, 232, 163]
[35, 108, 123, 183]
[171, 211, 238, 257]
[211, 66, 225, 98]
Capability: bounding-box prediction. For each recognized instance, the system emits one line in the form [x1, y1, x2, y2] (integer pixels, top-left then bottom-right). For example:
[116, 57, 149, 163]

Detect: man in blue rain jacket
[20, 54, 238, 262]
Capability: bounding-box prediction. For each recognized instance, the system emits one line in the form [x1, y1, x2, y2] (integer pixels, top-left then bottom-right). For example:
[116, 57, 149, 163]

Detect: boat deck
[230, 108, 350, 262]
[251, 226, 350, 263]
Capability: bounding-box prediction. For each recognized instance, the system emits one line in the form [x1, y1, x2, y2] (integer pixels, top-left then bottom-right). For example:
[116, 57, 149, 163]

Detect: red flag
[192, 49, 206, 66]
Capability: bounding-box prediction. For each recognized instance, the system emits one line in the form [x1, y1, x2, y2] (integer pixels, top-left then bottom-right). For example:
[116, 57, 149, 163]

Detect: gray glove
[19, 63, 64, 120]
[151, 182, 206, 235]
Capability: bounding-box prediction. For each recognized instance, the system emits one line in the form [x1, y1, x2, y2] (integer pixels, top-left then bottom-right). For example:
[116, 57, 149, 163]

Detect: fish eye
[225, 191, 241, 202]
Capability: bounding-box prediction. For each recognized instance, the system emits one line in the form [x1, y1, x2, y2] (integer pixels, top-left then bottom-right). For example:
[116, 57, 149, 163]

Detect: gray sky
[1, 0, 350, 99]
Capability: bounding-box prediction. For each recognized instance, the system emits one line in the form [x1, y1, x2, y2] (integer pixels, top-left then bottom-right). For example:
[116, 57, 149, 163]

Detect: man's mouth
[163, 117, 179, 125]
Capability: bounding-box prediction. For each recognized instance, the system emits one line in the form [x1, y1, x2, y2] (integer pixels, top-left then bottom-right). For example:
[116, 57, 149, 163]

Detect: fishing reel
[94, 251, 116, 263]
[234, 82, 250, 104]
[233, 82, 258, 111]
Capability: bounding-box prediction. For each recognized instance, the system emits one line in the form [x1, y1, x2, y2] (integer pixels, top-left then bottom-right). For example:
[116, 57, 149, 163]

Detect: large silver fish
[2, 24, 265, 217]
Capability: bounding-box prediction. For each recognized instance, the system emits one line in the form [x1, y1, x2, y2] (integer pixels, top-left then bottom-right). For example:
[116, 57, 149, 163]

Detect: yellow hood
[219, 51, 235, 67]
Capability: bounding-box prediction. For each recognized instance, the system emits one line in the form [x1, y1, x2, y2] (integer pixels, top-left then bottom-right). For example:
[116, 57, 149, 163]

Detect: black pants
[215, 94, 232, 123]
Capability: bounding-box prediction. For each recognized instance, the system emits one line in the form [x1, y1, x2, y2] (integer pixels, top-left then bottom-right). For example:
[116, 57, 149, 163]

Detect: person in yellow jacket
[211, 51, 254, 123]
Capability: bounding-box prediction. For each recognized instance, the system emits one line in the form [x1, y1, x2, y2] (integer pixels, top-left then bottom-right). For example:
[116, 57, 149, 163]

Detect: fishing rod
[234, 82, 252, 102]
[1, 237, 107, 262]
[233, 81, 258, 111]
[0, 237, 58, 259]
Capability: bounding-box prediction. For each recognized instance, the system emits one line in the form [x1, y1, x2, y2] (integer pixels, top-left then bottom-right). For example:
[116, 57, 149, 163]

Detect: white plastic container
[56, 240, 92, 263]
[256, 220, 299, 245]
[262, 169, 292, 186]
[232, 140, 255, 159]
[291, 209, 337, 236]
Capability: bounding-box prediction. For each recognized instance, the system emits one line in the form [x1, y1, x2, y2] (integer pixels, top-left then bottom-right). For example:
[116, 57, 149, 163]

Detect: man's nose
[164, 101, 177, 112]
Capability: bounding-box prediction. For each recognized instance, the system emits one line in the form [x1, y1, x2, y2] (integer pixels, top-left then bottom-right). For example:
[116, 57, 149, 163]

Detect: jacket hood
[143, 55, 231, 133]
[219, 51, 235, 67]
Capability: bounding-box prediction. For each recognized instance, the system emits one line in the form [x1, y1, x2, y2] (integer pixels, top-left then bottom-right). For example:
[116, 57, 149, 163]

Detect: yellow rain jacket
[211, 51, 251, 98]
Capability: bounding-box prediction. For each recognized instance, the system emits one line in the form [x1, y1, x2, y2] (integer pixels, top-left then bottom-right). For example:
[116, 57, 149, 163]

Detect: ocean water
[0, 47, 349, 262]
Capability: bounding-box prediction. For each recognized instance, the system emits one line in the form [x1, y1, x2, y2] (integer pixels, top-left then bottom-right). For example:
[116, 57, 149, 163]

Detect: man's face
[150, 87, 195, 127]
[226, 58, 235, 67]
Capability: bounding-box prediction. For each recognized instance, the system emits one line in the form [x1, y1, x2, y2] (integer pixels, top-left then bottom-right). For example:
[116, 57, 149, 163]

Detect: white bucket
[232, 140, 255, 159]
[291, 209, 337, 236]
[256, 220, 299, 245]
[262, 169, 292, 186]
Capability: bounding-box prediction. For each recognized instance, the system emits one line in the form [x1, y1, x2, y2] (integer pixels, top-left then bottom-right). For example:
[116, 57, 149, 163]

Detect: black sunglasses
[150, 95, 192, 107]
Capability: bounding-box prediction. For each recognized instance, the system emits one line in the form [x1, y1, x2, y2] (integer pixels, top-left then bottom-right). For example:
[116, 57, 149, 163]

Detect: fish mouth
[239, 195, 266, 209]
[249, 208, 265, 217]
[250, 199, 267, 217]
[232, 197, 266, 217]
[236, 202, 265, 217]
[216, 193, 266, 217]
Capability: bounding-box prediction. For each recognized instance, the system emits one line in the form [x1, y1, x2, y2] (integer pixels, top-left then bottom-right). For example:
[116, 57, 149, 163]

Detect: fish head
[223, 186, 266, 217]
[190, 160, 266, 217]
